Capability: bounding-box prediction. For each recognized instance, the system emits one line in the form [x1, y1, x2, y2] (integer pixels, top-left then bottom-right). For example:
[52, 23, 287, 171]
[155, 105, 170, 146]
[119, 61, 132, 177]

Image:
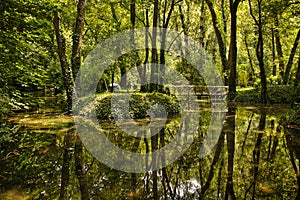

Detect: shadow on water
[1, 104, 300, 199]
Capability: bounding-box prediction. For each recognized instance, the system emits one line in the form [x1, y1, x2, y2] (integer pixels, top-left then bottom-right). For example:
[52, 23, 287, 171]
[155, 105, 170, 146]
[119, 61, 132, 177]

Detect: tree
[53, 0, 88, 199]
[0, 0, 59, 101]
[228, 0, 243, 99]
[205, 0, 242, 99]
[248, 0, 268, 103]
[295, 52, 300, 87]
[205, 0, 228, 85]
[283, 29, 300, 84]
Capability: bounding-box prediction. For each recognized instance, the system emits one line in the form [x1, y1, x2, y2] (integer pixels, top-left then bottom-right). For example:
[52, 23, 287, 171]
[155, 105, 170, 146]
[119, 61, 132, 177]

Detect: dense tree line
[1, 1, 300, 199]
[1, 0, 300, 106]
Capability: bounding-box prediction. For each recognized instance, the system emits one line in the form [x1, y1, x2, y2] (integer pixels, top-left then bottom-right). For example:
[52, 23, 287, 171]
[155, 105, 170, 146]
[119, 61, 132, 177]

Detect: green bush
[267, 85, 297, 103]
[234, 87, 260, 103]
[234, 85, 297, 104]
[87, 92, 181, 120]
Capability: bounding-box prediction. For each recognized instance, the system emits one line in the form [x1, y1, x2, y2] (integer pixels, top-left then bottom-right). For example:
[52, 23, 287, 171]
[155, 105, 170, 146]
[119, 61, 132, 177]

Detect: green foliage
[267, 85, 297, 103]
[235, 85, 297, 104]
[281, 105, 300, 127]
[234, 87, 261, 103]
[86, 92, 181, 120]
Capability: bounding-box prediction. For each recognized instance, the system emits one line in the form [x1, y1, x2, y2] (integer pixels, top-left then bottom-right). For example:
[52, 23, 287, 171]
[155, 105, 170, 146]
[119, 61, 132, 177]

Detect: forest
[1, 0, 300, 199]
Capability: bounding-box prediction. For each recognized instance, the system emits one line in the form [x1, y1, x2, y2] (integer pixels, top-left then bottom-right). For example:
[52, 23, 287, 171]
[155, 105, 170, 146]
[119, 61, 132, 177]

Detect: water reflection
[1, 105, 300, 199]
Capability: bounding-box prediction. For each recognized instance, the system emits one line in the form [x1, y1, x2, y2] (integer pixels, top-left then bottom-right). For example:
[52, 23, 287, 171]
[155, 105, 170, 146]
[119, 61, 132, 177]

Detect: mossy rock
[84, 92, 181, 120]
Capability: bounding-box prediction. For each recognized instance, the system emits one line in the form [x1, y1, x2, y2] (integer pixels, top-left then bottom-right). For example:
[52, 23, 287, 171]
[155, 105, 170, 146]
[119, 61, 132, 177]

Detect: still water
[1, 104, 299, 199]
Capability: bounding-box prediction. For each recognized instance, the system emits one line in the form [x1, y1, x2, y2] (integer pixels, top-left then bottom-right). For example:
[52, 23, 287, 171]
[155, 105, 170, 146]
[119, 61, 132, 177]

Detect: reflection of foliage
[0, 123, 62, 199]
[1, 105, 300, 199]
[282, 105, 300, 127]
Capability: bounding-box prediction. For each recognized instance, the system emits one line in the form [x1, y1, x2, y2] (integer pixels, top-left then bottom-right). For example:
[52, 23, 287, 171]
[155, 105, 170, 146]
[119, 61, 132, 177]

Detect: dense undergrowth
[235, 85, 300, 104]
[82, 92, 181, 120]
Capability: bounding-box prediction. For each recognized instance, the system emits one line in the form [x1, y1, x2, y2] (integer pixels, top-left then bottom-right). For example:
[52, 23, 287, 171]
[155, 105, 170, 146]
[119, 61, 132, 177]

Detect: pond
[0, 104, 299, 199]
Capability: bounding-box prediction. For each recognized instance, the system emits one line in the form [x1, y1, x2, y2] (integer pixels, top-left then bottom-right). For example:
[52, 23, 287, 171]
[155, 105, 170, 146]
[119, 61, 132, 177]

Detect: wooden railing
[168, 85, 228, 101]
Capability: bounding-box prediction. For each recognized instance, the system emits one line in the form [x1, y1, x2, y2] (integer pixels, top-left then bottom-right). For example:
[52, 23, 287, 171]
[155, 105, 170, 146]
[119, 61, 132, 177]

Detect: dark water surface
[1, 104, 300, 199]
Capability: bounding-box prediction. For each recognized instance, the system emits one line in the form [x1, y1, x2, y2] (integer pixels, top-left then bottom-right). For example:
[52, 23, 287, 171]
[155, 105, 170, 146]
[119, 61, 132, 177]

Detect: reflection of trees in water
[244, 107, 266, 199]
[4, 106, 300, 199]
[285, 127, 300, 199]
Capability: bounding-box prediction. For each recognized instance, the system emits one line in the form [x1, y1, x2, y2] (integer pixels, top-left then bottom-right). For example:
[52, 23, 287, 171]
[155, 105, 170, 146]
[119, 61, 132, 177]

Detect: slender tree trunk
[150, 0, 159, 92]
[159, 0, 176, 92]
[54, 1, 88, 199]
[110, 3, 126, 88]
[53, 4, 74, 199]
[228, 0, 241, 99]
[130, 0, 143, 88]
[221, 0, 227, 37]
[295, 52, 300, 87]
[205, 0, 228, 85]
[71, 0, 86, 78]
[258, 23, 267, 103]
[199, 0, 206, 47]
[271, 28, 276, 77]
[150, 3, 159, 199]
[141, 8, 150, 92]
[245, 34, 255, 84]
[249, 0, 267, 103]
[53, 6, 74, 111]
[283, 29, 300, 84]
[71, 1, 89, 199]
[274, 17, 284, 82]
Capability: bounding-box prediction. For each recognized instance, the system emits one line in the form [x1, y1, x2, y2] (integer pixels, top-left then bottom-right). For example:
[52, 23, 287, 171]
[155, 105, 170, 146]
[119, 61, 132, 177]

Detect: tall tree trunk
[53, 4, 74, 200]
[199, 0, 206, 47]
[205, 0, 228, 85]
[283, 29, 300, 84]
[245, 34, 255, 85]
[130, 0, 143, 88]
[150, 0, 159, 92]
[221, 0, 227, 37]
[159, 0, 176, 92]
[54, 1, 88, 199]
[150, 2, 159, 198]
[110, 3, 126, 88]
[228, 0, 241, 99]
[71, 1, 88, 199]
[141, 8, 150, 92]
[274, 17, 284, 82]
[249, 0, 267, 103]
[53, 6, 74, 111]
[271, 28, 276, 76]
[71, 0, 86, 79]
[295, 51, 300, 87]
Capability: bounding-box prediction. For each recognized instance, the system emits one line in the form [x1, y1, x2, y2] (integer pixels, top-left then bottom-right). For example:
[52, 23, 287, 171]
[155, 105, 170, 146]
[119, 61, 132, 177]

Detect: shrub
[86, 92, 181, 120]
[234, 85, 297, 104]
